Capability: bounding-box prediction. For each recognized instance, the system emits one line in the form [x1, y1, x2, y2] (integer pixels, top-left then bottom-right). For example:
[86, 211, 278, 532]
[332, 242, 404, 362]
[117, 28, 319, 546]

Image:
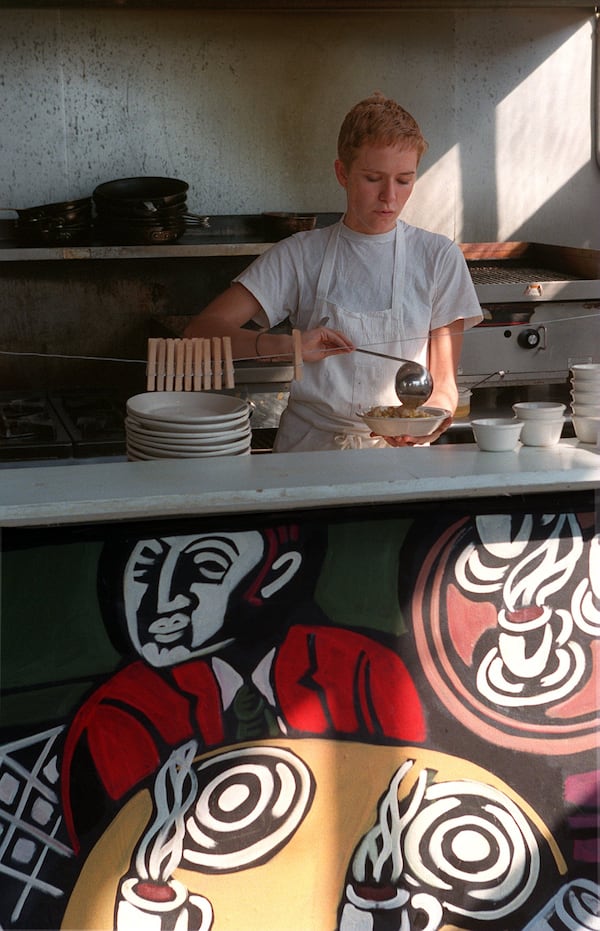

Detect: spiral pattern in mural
[552, 879, 600, 930]
[182, 746, 314, 872]
[403, 779, 540, 920]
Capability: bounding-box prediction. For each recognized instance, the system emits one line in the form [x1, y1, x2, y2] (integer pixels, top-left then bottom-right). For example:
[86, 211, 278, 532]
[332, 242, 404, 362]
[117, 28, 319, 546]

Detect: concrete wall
[1, 6, 598, 247]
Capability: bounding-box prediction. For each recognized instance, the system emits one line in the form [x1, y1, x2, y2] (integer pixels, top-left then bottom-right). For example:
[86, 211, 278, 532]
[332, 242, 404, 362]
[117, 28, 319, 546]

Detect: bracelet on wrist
[255, 330, 275, 362]
[255, 330, 266, 358]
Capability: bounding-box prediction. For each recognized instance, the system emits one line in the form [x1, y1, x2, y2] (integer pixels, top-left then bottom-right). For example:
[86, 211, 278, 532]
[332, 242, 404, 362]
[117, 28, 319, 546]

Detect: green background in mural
[315, 518, 411, 636]
[0, 540, 121, 729]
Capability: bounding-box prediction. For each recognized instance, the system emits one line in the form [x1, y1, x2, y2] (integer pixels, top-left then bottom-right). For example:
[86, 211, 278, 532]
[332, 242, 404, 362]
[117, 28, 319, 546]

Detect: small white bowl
[570, 364, 600, 379]
[472, 418, 523, 451]
[571, 379, 600, 394]
[571, 403, 600, 417]
[571, 376, 600, 389]
[572, 415, 600, 444]
[359, 405, 447, 437]
[520, 418, 564, 447]
[512, 401, 566, 421]
[570, 390, 599, 405]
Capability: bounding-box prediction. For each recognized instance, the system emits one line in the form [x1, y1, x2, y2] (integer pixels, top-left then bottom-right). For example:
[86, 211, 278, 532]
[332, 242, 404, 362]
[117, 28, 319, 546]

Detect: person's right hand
[301, 325, 354, 362]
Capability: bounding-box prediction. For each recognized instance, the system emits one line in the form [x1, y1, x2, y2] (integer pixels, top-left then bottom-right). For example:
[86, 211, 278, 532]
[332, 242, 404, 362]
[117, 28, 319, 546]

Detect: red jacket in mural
[61, 623, 425, 851]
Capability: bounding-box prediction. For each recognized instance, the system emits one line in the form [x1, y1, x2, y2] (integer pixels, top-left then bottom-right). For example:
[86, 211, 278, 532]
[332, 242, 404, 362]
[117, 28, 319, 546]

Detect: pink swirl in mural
[410, 512, 600, 754]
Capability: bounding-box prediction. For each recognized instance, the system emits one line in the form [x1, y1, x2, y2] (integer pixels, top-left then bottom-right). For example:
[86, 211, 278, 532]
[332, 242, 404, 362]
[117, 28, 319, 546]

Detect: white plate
[125, 416, 250, 442]
[126, 432, 251, 454]
[127, 435, 252, 458]
[126, 392, 250, 425]
[125, 421, 251, 448]
[126, 411, 250, 435]
[358, 405, 447, 437]
[127, 445, 251, 460]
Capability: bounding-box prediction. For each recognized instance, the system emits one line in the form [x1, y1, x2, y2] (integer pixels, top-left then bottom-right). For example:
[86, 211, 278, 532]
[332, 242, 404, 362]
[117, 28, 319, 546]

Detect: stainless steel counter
[0, 440, 597, 528]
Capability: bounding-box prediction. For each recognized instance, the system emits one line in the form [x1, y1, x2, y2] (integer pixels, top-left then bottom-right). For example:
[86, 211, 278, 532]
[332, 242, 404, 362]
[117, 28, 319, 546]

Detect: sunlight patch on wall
[404, 143, 463, 241]
[494, 20, 590, 242]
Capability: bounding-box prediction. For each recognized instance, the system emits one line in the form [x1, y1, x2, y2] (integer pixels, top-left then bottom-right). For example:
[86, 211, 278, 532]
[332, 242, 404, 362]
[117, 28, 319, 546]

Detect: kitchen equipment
[569, 365, 600, 443]
[570, 363, 600, 383]
[317, 315, 434, 408]
[572, 415, 600, 444]
[359, 405, 447, 437]
[263, 212, 317, 240]
[512, 401, 566, 420]
[572, 403, 600, 417]
[458, 242, 600, 388]
[125, 391, 252, 460]
[0, 391, 127, 462]
[351, 349, 434, 408]
[1, 197, 94, 245]
[455, 387, 472, 419]
[0, 197, 92, 223]
[146, 337, 234, 391]
[93, 177, 209, 244]
[0, 395, 73, 461]
[518, 417, 564, 447]
[93, 177, 189, 208]
[394, 360, 433, 408]
[471, 418, 523, 452]
[146, 334, 304, 392]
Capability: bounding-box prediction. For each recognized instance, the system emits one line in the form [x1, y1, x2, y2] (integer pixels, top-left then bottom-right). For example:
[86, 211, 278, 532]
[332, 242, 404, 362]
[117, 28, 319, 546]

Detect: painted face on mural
[124, 532, 265, 666]
[123, 531, 302, 667]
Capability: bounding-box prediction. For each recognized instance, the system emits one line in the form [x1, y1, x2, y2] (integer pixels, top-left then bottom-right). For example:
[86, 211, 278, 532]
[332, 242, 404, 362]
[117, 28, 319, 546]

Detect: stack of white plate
[125, 392, 252, 460]
[570, 364, 600, 444]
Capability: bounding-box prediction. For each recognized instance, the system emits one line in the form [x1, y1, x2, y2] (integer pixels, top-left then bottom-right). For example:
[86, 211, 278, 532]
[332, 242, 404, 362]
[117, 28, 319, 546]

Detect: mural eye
[190, 552, 231, 583]
[132, 566, 156, 583]
[129, 542, 165, 583]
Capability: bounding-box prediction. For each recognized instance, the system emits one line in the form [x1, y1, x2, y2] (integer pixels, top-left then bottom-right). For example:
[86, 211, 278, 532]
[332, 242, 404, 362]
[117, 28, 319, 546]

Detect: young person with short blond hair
[185, 93, 482, 451]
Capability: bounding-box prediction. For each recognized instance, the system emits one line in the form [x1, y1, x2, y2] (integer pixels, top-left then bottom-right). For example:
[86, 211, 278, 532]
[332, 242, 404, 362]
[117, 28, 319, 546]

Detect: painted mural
[0, 494, 598, 930]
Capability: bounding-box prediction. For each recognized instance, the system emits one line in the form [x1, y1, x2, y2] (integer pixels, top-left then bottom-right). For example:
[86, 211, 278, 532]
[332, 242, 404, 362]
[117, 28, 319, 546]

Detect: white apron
[274, 221, 411, 452]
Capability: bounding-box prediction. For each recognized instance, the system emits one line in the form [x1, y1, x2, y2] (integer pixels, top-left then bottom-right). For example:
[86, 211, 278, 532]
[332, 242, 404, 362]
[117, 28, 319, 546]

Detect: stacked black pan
[93, 177, 208, 244]
[2, 197, 94, 245]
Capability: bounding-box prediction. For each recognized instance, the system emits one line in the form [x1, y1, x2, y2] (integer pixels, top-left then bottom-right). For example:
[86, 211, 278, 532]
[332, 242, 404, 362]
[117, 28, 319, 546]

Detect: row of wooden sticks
[146, 333, 304, 391]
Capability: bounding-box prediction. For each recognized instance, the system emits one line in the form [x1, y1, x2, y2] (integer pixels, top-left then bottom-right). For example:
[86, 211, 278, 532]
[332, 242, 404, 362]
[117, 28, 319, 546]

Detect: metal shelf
[0, 240, 274, 262]
[1, 0, 594, 8]
[0, 213, 343, 261]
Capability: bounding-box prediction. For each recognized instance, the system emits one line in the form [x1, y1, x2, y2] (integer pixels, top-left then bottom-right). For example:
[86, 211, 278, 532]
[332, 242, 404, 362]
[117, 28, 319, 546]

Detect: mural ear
[260, 552, 303, 600]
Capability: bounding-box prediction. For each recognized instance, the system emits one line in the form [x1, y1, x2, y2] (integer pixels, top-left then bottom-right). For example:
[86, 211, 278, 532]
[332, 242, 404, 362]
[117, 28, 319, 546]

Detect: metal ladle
[354, 348, 434, 408]
[317, 317, 434, 408]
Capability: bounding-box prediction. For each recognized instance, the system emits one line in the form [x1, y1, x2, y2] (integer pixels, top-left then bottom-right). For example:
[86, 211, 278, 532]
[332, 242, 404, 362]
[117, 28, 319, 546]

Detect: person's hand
[301, 326, 354, 362]
[375, 412, 453, 447]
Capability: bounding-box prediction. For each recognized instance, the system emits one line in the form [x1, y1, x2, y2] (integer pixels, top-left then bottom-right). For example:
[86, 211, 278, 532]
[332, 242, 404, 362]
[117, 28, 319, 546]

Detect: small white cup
[519, 418, 564, 447]
[472, 418, 523, 452]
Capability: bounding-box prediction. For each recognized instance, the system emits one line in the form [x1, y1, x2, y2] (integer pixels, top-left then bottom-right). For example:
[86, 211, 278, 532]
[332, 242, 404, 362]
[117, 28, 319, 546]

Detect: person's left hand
[374, 412, 453, 447]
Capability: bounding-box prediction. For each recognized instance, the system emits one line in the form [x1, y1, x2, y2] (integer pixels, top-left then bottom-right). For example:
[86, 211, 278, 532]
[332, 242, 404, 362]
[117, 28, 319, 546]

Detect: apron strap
[315, 221, 342, 306]
[316, 221, 406, 321]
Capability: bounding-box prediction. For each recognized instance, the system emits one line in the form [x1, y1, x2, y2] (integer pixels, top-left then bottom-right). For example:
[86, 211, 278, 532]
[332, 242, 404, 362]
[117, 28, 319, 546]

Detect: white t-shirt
[236, 221, 482, 336]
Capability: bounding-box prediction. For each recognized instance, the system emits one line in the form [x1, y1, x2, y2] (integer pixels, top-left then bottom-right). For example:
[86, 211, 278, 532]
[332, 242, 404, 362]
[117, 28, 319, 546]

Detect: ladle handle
[354, 347, 408, 363]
